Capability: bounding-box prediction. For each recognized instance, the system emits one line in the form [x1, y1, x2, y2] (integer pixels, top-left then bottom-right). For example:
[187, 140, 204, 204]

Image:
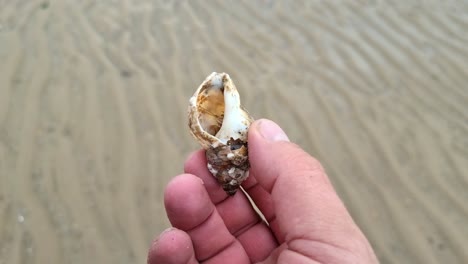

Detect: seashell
[188, 72, 254, 195]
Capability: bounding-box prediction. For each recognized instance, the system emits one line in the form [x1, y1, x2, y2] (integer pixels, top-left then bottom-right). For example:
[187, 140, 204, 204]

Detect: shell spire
[188, 72, 254, 195]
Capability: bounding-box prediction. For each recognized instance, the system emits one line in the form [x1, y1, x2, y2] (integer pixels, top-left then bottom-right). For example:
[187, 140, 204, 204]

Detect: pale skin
[148, 119, 379, 264]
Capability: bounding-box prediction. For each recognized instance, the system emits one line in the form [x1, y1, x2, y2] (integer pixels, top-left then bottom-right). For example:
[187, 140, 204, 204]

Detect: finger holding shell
[188, 72, 254, 195]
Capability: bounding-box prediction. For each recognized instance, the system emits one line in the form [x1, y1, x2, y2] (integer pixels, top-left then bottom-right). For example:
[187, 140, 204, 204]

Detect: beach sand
[0, 1, 467, 263]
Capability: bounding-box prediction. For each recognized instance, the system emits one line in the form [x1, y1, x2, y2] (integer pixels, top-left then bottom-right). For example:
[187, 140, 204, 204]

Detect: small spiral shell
[188, 72, 253, 195]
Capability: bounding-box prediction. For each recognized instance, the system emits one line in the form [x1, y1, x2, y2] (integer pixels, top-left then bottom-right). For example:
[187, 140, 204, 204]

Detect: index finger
[183, 150, 278, 262]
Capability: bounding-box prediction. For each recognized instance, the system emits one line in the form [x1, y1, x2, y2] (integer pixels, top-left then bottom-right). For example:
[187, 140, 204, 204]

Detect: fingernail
[153, 227, 175, 246]
[162, 227, 177, 234]
[158, 227, 177, 239]
[258, 119, 290, 142]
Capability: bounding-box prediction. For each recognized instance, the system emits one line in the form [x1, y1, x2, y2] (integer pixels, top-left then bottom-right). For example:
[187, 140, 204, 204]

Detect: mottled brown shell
[206, 138, 250, 195]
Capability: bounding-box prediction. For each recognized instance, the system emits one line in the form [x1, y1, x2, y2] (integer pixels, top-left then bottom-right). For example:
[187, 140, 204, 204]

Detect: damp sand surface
[0, 1, 467, 263]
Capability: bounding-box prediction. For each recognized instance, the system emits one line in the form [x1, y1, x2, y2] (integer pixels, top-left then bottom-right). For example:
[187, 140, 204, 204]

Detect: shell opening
[196, 73, 250, 145]
[196, 79, 226, 138]
[191, 72, 252, 148]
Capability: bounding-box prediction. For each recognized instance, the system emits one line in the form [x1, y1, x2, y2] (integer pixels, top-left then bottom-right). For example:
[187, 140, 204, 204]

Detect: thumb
[248, 119, 364, 248]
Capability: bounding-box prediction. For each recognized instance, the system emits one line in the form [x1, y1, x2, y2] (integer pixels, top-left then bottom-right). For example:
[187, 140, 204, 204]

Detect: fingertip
[164, 174, 204, 199]
[247, 119, 264, 144]
[147, 228, 196, 264]
[249, 119, 290, 143]
[248, 119, 328, 193]
[184, 150, 229, 203]
[164, 174, 214, 230]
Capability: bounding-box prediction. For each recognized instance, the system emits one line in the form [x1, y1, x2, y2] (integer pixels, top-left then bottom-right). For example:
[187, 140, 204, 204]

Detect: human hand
[148, 119, 378, 263]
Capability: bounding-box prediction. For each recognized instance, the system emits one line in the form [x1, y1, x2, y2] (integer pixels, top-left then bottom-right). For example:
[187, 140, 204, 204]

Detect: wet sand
[0, 1, 467, 263]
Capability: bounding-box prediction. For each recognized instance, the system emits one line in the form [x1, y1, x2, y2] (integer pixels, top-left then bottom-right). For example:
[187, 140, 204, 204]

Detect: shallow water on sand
[0, 1, 467, 263]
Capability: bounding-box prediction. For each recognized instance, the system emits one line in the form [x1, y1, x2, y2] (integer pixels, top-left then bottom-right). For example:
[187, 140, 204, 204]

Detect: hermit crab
[188, 72, 254, 195]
